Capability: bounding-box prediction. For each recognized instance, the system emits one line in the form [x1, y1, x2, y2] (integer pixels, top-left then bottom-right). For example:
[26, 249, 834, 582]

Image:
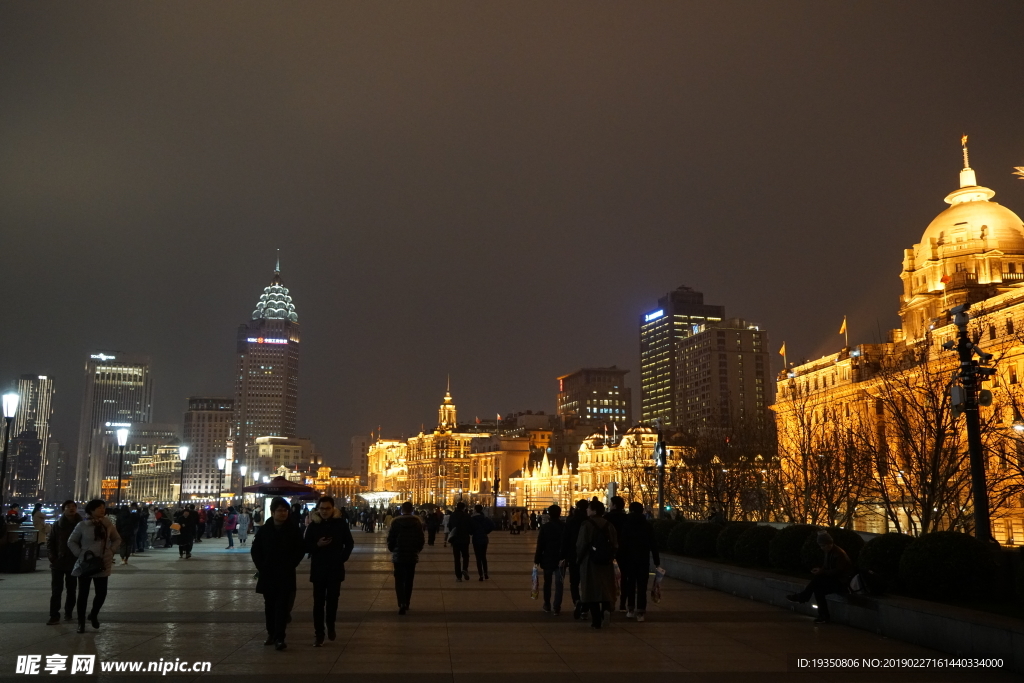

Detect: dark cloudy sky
[3, 2, 1024, 466]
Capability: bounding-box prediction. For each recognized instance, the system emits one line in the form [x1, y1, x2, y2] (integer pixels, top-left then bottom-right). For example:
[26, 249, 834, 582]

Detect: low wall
[659, 552, 1024, 674]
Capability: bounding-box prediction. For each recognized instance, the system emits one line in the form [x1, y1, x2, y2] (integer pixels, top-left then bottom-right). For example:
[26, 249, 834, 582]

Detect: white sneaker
[636, 611, 645, 622]
[626, 610, 635, 618]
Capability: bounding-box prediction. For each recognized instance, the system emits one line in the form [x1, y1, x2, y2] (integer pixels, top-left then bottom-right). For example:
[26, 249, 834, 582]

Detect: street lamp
[1, 392, 20, 518]
[217, 458, 226, 507]
[115, 427, 130, 507]
[239, 465, 247, 503]
[178, 446, 189, 507]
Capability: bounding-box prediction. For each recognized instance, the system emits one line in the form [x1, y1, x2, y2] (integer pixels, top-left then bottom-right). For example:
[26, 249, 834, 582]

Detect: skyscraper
[350, 434, 371, 486]
[234, 257, 300, 469]
[182, 397, 234, 500]
[12, 374, 54, 498]
[74, 352, 153, 499]
[557, 367, 632, 426]
[639, 286, 725, 428]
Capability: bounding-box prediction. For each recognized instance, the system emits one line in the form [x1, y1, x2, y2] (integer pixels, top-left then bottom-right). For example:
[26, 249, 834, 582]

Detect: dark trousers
[427, 527, 437, 545]
[312, 579, 341, 637]
[542, 567, 564, 611]
[622, 562, 650, 611]
[393, 562, 416, 607]
[135, 526, 147, 551]
[567, 558, 582, 606]
[76, 576, 108, 624]
[452, 543, 469, 578]
[588, 600, 612, 627]
[225, 530, 235, 548]
[178, 536, 194, 557]
[796, 575, 846, 619]
[472, 540, 489, 578]
[118, 537, 133, 561]
[50, 568, 76, 619]
[262, 589, 295, 642]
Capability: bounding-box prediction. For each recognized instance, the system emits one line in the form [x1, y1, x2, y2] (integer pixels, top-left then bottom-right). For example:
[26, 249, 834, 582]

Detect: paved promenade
[0, 528, 1014, 682]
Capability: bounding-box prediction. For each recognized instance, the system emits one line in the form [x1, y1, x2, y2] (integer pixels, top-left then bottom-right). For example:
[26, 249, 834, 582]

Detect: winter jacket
[237, 513, 251, 534]
[304, 507, 354, 584]
[224, 513, 238, 532]
[46, 514, 80, 573]
[68, 516, 122, 578]
[817, 545, 852, 579]
[447, 510, 472, 546]
[560, 508, 586, 563]
[619, 511, 660, 570]
[251, 520, 306, 594]
[425, 512, 440, 530]
[387, 514, 425, 564]
[533, 516, 565, 570]
[576, 515, 618, 603]
[469, 512, 494, 545]
[174, 510, 198, 541]
[605, 508, 628, 560]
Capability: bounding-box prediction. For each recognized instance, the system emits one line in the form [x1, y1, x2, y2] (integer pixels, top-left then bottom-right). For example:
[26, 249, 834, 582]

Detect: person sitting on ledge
[786, 531, 852, 624]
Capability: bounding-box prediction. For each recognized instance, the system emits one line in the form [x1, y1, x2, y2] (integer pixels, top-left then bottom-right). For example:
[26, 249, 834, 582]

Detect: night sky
[2, 2, 1024, 466]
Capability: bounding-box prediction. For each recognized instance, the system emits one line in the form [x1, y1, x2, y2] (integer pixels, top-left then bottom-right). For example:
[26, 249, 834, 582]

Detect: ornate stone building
[774, 142, 1024, 544]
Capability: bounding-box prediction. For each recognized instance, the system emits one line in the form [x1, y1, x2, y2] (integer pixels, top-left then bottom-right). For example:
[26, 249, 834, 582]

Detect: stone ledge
[659, 552, 1024, 674]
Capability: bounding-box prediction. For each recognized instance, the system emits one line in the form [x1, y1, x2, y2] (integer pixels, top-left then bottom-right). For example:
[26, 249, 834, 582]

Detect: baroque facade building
[774, 143, 1024, 544]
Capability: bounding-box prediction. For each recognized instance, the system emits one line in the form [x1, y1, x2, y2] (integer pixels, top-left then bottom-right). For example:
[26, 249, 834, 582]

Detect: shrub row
[657, 519, 1013, 600]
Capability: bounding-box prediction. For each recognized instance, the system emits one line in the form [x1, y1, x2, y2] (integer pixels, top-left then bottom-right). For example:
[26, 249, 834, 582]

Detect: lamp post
[115, 427, 130, 508]
[1, 392, 20, 517]
[177, 446, 189, 508]
[239, 465, 247, 503]
[217, 458, 226, 508]
[654, 426, 667, 519]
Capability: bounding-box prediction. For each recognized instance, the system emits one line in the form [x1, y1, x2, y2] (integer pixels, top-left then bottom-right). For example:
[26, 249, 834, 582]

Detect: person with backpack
[620, 501, 660, 622]
[534, 504, 566, 615]
[560, 499, 590, 620]
[387, 501, 425, 615]
[469, 504, 494, 581]
[576, 498, 618, 629]
[304, 495, 354, 646]
[447, 501, 472, 582]
[224, 506, 239, 549]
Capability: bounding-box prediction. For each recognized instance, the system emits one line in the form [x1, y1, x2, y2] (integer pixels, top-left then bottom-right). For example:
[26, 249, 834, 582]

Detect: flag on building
[778, 342, 786, 357]
[839, 316, 847, 335]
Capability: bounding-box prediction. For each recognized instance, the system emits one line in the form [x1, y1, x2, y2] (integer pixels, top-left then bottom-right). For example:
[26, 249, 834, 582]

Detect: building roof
[251, 260, 298, 322]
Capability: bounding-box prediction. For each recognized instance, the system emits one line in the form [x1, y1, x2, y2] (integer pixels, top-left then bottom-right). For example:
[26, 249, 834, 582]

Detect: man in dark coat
[621, 501, 660, 621]
[534, 504, 566, 615]
[787, 531, 852, 623]
[387, 501, 425, 614]
[425, 509, 440, 546]
[560, 499, 590, 619]
[45, 500, 80, 625]
[469, 504, 495, 581]
[447, 501, 472, 582]
[251, 496, 306, 650]
[605, 496, 629, 611]
[304, 495, 354, 647]
[174, 507, 198, 559]
[577, 498, 618, 629]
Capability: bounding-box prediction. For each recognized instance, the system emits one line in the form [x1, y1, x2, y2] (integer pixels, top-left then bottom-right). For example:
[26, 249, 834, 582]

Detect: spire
[960, 134, 978, 188]
[945, 134, 994, 205]
[251, 254, 298, 322]
[275, 249, 281, 274]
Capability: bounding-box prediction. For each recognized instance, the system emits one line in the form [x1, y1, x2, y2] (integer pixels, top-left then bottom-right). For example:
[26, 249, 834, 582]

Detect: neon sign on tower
[246, 337, 289, 345]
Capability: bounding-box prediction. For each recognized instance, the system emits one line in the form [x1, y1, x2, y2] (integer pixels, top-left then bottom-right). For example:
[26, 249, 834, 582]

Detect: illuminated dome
[251, 257, 299, 322]
[624, 425, 655, 434]
[916, 196, 1024, 259]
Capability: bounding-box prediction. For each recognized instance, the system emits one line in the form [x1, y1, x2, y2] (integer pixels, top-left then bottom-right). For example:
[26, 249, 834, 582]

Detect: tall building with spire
[234, 255, 300, 470]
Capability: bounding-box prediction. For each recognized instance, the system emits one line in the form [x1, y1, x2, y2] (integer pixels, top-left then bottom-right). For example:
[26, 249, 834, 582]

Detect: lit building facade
[676, 318, 773, 429]
[557, 366, 632, 426]
[7, 430, 43, 502]
[774, 144, 1024, 543]
[12, 375, 55, 498]
[640, 286, 725, 427]
[130, 445, 185, 504]
[182, 397, 234, 500]
[235, 259, 300, 469]
[254, 436, 319, 476]
[74, 352, 153, 500]
[90, 423, 178, 502]
[350, 434, 371, 486]
[309, 466, 363, 506]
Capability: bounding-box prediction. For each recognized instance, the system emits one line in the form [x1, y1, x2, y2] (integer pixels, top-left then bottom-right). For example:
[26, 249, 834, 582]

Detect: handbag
[78, 550, 105, 578]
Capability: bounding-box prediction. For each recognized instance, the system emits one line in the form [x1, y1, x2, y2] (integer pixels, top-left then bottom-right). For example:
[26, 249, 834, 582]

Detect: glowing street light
[115, 426, 130, 507]
[178, 446, 189, 506]
[1, 392, 20, 516]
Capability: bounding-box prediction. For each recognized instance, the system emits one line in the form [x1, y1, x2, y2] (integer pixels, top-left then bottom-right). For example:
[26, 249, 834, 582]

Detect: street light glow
[240, 465, 248, 477]
[116, 427, 130, 447]
[2, 392, 19, 419]
[179, 445, 189, 462]
[217, 457, 226, 470]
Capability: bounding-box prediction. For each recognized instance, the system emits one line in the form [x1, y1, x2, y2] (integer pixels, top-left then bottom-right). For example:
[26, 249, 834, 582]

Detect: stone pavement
[0, 528, 1016, 682]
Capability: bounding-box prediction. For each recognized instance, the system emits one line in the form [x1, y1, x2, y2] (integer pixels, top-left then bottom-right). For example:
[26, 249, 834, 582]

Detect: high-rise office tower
[42, 438, 71, 501]
[182, 397, 235, 500]
[74, 352, 153, 499]
[675, 318, 773, 430]
[7, 430, 43, 501]
[350, 434, 371, 486]
[234, 258, 300, 469]
[639, 286, 725, 428]
[12, 374, 55, 497]
[557, 367, 632, 426]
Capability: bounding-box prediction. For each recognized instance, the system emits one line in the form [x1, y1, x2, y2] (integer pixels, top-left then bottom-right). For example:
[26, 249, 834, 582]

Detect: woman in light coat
[67, 499, 121, 634]
[236, 508, 252, 546]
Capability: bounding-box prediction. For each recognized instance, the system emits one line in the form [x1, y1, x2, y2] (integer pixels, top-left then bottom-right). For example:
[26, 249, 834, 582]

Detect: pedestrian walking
[620, 501, 660, 622]
[425, 508, 440, 546]
[605, 496, 628, 611]
[224, 506, 239, 549]
[196, 507, 206, 542]
[304, 495, 354, 646]
[135, 505, 149, 553]
[561, 499, 589, 620]
[447, 502, 472, 582]
[45, 500, 80, 625]
[67, 500, 121, 634]
[534, 504, 566, 615]
[786, 531, 852, 623]
[386, 501, 424, 615]
[115, 504, 139, 565]
[175, 506, 198, 559]
[237, 508, 252, 546]
[576, 498, 618, 629]
[441, 509, 451, 545]
[469, 504, 494, 581]
[251, 497, 306, 650]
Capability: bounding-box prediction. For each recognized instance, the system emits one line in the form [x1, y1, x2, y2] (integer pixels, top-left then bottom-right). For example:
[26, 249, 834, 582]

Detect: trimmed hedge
[768, 524, 815, 571]
[799, 527, 866, 571]
[898, 531, 997, 599]
[734, 525, 778, 566]
[716, 522, 757, 561]
[858, 533, 915, 591]
[667, 521, 698, 555]
[684, 523, 724, 557]
[652, 519, 678, 552]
